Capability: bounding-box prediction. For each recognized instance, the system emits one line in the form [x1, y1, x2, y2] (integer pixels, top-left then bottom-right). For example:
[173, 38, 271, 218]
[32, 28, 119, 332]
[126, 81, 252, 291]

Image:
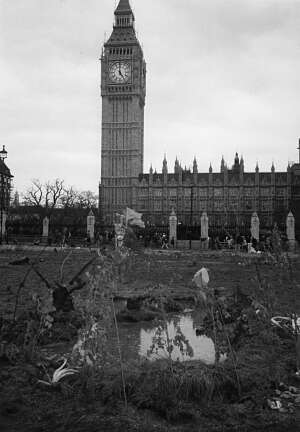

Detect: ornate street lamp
[0, 146, 8, 244]
[0, 146, 7, 161]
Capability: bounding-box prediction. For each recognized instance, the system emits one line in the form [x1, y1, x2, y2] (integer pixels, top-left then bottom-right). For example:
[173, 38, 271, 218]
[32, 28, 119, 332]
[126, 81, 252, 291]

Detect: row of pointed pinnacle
[148, 153, 281, 175]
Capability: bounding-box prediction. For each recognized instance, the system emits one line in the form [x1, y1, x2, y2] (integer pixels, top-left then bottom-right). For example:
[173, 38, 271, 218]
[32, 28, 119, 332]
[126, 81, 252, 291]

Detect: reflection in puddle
[137, 313, 216, 364]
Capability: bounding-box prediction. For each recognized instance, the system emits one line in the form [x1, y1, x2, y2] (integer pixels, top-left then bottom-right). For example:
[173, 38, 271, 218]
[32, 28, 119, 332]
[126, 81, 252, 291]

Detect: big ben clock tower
[100, 0, 146, 224]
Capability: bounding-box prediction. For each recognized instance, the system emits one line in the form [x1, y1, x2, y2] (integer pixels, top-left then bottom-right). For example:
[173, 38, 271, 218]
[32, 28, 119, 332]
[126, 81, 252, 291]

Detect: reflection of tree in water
[148, 319, 194, 361]
[139, 313, 217, 364]
[173, 325, 194, 358]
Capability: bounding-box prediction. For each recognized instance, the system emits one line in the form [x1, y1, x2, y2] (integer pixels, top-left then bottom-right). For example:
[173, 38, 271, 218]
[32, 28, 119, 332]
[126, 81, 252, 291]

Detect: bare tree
[45, 179, 64, 211]
[22, 179, 65, 215]
[60, 186, 78, 209]
[75, 190, 98, 209]
[60, 188, 98, 209]
[23, 180, 97, 213]
[23, 179, 44, 207]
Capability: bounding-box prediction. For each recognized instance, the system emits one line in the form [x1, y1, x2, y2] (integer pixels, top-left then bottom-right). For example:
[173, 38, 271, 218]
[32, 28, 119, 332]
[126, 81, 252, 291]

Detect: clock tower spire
[99, 0, 146, 225]
[114, 0, 135, 25]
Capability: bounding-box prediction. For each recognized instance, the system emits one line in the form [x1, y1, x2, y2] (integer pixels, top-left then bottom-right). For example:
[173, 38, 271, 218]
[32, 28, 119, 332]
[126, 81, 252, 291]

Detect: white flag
[192, 267, 209, 289]
[125, 207, 145, 228]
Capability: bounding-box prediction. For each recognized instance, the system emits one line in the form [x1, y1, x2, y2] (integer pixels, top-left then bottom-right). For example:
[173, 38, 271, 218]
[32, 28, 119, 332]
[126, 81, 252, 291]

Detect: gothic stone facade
[136, 154, 300, 234]
[99, 1, 300, 235]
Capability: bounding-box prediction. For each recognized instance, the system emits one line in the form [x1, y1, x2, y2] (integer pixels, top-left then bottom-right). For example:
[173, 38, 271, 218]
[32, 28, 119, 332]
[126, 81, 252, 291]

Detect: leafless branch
[60, 250, 73, 283]
[61, 186, 78, 208]
[23, 179, 44, 207]
[32, 266, 52, 290]
[68, 256, 97, 286]
[13, 247, 47, 320]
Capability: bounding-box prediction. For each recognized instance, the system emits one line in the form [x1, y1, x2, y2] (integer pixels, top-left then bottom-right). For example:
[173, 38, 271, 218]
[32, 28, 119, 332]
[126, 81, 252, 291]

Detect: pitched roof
[0, 159, 13, 178]
[115, 0, 133, 15]
[105, 26, 139, 45]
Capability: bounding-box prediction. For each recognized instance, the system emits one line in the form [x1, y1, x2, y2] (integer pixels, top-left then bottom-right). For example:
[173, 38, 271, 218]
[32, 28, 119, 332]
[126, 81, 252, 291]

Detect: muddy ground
[0, 247, 300, 431]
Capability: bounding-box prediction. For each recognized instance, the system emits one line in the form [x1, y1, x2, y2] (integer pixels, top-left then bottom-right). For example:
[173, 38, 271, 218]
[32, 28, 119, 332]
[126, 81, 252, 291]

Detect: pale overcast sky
[1, 0, 300, 194]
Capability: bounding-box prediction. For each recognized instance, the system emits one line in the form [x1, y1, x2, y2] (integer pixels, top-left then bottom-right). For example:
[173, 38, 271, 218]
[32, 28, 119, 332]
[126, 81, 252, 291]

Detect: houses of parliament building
[99, 0, 300, 236]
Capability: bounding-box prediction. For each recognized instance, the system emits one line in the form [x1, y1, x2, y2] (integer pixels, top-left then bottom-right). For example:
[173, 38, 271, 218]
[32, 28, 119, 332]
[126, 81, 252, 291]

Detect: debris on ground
[9, 256, 30, 266]
[267, 383, 300, 413]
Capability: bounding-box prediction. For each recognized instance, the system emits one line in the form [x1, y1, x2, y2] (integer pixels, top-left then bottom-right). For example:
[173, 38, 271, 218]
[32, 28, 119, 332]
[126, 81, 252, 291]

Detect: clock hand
[118, 64, 124, 79]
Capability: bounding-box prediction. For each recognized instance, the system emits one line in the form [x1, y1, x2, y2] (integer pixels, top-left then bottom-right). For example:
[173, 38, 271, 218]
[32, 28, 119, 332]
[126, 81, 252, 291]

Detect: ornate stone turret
[192, 157, 198, 184]
[209, 163, 213, 188]
[240, 155, 244, 173]
[287, 163, 292, 191]
[221, 156, 225, 173]
[174, 157, 180, 174]
[255, 162, 259, 182]
[271, 162, 275, 173]
[178, 163, 182, 185]
[271, 162, 275, 195]
[163, 155, 168, 185]
[255, 162, 260, 210]
[149, 164, 153, 185]
[193, 157, 198, 174]
[224, 160, 228, 184]
[162, 155, 168, 174]
[239, 155, 244, 183]
[232, 152, 240, 173]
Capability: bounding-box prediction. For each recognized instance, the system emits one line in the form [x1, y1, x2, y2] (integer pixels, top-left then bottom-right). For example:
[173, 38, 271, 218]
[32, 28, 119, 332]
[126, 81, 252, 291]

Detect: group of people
[211, 230, 288, 253]
[145, 232, 175, 249]
[212, 234, 252, 251]
[30, 223, 289, 253]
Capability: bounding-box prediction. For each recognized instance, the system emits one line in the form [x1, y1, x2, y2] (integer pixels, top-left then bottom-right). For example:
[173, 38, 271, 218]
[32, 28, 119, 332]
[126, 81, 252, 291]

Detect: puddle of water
[138, 313, 216, 364]
[41, 305, 221, 366]
[115, 307, 220, 364]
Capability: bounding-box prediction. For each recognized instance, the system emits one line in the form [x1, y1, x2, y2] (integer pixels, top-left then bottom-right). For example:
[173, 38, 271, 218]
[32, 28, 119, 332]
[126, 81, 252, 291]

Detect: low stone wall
[176, 240, 189, 249]
[176, 240, 209, 250]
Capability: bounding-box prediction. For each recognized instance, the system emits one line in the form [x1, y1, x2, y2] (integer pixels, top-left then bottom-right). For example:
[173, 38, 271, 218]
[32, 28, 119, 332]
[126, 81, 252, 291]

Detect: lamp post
[0, 146, 8, 245]
[189, 184, 194, 249]
[0, 174, 3, 245]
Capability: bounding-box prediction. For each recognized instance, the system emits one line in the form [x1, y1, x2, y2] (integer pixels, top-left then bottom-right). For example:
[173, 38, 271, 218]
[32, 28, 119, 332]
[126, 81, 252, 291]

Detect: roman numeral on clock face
[109, 61, 131, 83]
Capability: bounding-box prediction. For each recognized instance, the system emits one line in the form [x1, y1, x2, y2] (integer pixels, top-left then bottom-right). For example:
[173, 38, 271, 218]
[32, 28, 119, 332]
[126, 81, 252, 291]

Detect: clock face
[109, 61, 131, 83]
